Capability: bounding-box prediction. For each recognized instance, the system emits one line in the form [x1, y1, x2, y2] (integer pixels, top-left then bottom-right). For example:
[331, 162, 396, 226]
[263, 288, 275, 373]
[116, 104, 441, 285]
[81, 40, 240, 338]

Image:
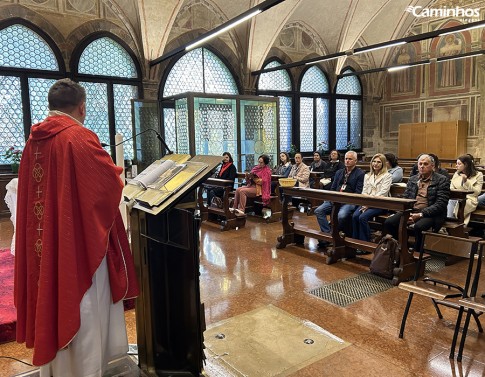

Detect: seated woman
[207, 152, 237, 207]
[321, 150, 344, 189]
[352, 153, 393, 247]
[272, 152, 292, 177]
[287, 152, 310, 188]
[447, 154, 483, 225]
[309, 151, 325, 188]
[384, 153, 403, 183]
[231, 154, 272, 215]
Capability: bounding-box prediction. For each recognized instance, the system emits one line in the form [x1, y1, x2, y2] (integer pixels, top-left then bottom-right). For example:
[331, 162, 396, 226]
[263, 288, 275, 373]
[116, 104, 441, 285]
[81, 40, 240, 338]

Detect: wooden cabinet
[0, 173, 17, 218]
[398, 121, 467, 160]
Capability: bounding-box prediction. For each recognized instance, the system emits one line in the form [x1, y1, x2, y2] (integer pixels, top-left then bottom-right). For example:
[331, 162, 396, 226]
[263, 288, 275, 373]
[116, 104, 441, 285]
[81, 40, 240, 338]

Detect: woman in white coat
[448, 154, 483, 225]
[352, 153, 393, 243]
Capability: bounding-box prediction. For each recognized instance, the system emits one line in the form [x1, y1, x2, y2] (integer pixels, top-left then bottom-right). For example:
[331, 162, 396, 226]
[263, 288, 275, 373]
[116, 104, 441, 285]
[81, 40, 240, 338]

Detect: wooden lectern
[129, 155, 221, 376]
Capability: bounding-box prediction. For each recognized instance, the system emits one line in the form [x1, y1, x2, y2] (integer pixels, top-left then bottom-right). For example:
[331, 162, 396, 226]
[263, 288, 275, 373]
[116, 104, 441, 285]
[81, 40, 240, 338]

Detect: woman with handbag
[207, 152, 237, 208]
[231, 154, 272, 214]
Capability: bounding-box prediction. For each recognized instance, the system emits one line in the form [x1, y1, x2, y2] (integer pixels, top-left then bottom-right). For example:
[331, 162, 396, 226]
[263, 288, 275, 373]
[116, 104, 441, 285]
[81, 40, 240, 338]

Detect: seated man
[383, 154, 450, 252]
[314, 151, 365, 245]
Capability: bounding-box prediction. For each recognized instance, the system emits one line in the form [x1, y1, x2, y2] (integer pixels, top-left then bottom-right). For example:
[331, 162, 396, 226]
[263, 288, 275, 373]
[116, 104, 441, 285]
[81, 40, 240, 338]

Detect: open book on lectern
[123, 154, 207, 209]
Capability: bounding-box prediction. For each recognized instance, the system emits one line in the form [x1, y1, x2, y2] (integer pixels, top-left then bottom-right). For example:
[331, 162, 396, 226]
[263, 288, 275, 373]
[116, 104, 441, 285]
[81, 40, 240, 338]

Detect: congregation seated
[352, 153, 393, 246]
[231, 154, 272, 215]
[384, 154, 450, 253]
[314, 150, 365, 245]
[384, 153, 403, 183]
[287, 152, 310, 188]
[207, 151, 237, 207]
[320, 150, 345, 189]
[447, 154, 483, 225]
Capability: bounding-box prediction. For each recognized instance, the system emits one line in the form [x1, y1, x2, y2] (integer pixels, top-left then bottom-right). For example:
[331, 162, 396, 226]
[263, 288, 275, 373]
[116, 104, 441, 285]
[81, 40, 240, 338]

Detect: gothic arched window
[161, 47, 239, 150]
[0, 22, 63, 164]
[299, 66, 329, 153]
[335, 68, 362, 150]
[73, 36, 142, 160]
[257, 60, 293, 153]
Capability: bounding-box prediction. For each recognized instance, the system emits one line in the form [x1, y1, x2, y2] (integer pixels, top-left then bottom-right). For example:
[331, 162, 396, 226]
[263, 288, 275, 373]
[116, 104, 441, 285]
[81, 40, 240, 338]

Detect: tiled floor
[1, 213, 485, 376]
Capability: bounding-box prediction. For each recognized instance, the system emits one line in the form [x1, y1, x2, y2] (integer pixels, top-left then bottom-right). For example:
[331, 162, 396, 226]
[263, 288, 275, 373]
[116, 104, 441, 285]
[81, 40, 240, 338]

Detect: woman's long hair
[369, 153, 388, 176]
[457, 154, 477, 177]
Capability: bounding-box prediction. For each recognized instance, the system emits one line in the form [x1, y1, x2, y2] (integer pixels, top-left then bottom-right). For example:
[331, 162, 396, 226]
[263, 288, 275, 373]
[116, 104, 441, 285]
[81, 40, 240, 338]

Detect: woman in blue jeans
[352, 153, 393, 245]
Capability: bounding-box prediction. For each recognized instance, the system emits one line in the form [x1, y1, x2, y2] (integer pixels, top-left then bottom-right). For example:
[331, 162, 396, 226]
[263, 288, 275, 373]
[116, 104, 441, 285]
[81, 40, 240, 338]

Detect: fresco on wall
[391, 45, 416, 94]
[437, 34, 464, 88]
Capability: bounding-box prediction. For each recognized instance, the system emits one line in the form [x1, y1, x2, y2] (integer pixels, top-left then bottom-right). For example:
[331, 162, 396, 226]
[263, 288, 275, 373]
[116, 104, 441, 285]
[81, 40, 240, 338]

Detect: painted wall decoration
[437, 34, 464, 88]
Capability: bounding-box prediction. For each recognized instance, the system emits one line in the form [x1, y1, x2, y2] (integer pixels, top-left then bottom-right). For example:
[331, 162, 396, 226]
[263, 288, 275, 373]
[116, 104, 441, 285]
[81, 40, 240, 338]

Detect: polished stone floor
[1, 214, 485, 376]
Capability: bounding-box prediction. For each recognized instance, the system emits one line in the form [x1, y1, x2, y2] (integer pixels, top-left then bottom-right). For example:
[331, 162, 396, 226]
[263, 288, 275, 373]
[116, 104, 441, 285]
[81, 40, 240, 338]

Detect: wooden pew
[276, 187, 418, 285]
[198, 178, 246, 231]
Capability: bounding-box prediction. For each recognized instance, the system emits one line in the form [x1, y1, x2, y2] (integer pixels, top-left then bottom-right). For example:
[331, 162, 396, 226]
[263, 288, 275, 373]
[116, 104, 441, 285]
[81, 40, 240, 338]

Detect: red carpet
[0, 248, 135, 344]
[0, 248, 16, 344]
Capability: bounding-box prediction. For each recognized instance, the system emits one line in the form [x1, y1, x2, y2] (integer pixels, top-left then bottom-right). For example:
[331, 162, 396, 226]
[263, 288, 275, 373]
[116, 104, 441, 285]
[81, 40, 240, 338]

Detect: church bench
[277, 187, 419, 285]
[198, 177, 246, 231]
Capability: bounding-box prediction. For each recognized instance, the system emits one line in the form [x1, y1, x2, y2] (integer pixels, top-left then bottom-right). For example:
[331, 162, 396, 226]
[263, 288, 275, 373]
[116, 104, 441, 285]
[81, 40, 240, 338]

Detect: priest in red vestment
[14, 78, 139, 376]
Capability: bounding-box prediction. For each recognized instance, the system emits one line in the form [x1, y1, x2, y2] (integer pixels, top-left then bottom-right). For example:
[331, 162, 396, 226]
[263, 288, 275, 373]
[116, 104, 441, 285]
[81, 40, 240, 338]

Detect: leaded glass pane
[350, 99, 362, 149]
[316, 98, 329, 150]
[163, 108, 176, 153]
[194, 98, 237, 159]
[0, 25, 58, 71]
[175, 98, 190, 154]
[0, 76, 24, 163]
[336, 99, 348, 150]
[164, 49, 204, 97]
[29, 78, 56, 124]
[163, 48, 237, 97]
[258, 61, 292, 91]
[301, 66, 328, 93]
[80, 82, 109, 145]
[240, 101, 278, 171]
[114, 84, 138, 160]
[336, 70, 361, 95]
[299, 97, 314, 153]
[279, 96, 292, 153]
[203, 50, 238, 95]
[78, 37, 137, 78]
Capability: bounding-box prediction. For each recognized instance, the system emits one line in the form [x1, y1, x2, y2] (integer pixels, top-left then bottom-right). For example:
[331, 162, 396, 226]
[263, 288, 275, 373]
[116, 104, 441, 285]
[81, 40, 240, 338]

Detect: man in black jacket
[384, 154, 450, 252]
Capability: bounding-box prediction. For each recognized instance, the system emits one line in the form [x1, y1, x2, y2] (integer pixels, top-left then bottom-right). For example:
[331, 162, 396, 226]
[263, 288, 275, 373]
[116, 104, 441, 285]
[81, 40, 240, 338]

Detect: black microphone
[101, 128, 173, 156]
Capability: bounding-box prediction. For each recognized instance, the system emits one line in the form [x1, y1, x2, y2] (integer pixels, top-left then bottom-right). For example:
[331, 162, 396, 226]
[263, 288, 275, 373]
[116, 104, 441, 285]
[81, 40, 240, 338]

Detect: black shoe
[317, 240, 330, 248]
[355, 249, 371, 255]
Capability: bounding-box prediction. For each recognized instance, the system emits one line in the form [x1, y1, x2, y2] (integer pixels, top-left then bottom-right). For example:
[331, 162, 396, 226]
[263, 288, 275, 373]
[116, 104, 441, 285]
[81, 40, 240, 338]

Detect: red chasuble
[14, 115, 139, 366]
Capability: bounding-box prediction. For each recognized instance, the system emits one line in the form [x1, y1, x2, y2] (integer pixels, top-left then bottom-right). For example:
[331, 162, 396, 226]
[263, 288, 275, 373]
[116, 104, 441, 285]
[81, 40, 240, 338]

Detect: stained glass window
[336, 70, 361, 95]
[257, 61, 292, 152]
[258, 61, 292, 91]
[162, 48, 238, 153]
[299, 67, 329, 152]
[0, 76, 24, 163]
[0, 24, 58, 70]
[114, 84, 139, 159]
[76, 36, 140, 160]
[301, 66, 329, 93]
[81, 82, 110, 145]
[163, 48, 238, 97]
[78, 37, 137, 78]
[0, 23, 60, 164]
[335, 69, 362, 151]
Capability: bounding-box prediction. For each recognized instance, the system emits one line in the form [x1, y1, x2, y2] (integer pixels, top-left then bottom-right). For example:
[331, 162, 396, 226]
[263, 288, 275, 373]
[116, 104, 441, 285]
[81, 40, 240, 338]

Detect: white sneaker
[235, 209, 245, 215]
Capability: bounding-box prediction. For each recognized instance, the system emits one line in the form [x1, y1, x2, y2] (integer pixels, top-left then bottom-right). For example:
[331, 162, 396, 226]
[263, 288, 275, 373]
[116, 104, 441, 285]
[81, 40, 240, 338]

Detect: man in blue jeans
[314, 151, 365, 247]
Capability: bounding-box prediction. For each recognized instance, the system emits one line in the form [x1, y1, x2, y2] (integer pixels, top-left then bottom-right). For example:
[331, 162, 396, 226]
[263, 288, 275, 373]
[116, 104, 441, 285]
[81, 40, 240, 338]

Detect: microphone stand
[101, 128, 173, 156]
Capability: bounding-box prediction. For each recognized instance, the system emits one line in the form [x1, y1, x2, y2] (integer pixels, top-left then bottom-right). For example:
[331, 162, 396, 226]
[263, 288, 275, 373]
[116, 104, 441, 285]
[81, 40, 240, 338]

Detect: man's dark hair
[384, 153, 398, 168]
[48, 79, 86, 111]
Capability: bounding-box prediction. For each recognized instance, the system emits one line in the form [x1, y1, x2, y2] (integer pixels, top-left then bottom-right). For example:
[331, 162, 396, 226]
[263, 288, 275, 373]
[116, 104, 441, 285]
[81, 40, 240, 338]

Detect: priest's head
[48, 78, 86, 124]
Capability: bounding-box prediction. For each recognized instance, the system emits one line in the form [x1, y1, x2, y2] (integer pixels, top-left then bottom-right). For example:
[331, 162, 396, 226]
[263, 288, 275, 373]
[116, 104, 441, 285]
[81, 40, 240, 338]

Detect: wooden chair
[453, 242, 485, 361]
[398, 232, 482, 359]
